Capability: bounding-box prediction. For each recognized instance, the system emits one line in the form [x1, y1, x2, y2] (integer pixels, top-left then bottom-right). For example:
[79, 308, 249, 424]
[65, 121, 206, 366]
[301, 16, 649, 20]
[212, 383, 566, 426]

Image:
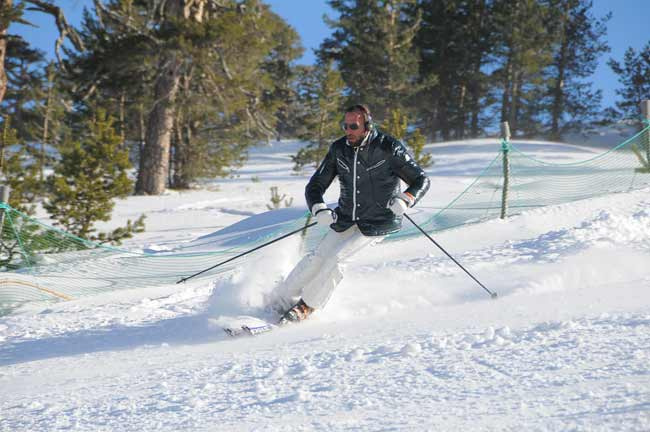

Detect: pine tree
[262, 11, 304, 140]
[44, 110, 145, 244]
[462, 0, 495, 138]
[383, 108, 432, 168]
[492, 0, 556, 136]
[608, 42, 650, 124]
[0, 0, 83, 106]
[0, 116, 18, 183]
[2, 36, 46, 142]
[292, 61, 345, 171]
[1, 36, 66, 193]
[168, 3, 302, 187]
[134, 0, 299, 194]
[70, 0, 302, 194]
[36, 62, 67, 181]
[415, 0, 493, 140]
[545, 0, 610, 140]
[0, 1, 83, 204]
[0, 114, 52, 270]
[0, 0, 22, 104]
[384, 108, 408, 139]
[408, 128, 431, 168]
[0, 116, 40, 214]
[67, 0, 158, 189]
[320, 0, 423, 121]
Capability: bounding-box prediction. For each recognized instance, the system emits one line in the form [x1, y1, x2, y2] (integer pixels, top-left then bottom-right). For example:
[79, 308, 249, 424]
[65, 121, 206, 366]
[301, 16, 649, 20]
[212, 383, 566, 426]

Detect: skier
[275, 104, 430, 325]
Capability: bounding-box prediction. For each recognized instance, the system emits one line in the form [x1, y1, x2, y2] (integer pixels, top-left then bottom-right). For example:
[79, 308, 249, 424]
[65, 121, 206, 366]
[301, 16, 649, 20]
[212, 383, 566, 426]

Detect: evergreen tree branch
[24, 0, 85, 64]
[92, 0, 162, 45]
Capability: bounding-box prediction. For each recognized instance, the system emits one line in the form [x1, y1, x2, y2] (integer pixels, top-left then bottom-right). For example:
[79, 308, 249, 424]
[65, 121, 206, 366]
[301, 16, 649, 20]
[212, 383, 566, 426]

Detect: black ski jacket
[305, 129, 430, 236]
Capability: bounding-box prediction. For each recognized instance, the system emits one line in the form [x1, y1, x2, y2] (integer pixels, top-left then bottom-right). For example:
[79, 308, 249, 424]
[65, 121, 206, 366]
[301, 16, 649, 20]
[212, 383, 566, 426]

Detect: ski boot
[278, 298, 314, 326]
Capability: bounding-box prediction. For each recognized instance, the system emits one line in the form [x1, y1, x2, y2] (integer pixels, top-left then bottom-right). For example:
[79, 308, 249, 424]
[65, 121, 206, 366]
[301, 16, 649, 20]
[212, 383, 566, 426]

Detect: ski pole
[403, 213, 497, 299]
[177, 221, 318, 284]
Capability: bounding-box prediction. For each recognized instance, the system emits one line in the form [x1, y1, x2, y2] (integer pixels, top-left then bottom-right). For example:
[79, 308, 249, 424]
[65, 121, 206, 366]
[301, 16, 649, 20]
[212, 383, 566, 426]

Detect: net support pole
[0, 186, 10, 234]
[500, 122, 511, 220]
[642, 100, 650, 164]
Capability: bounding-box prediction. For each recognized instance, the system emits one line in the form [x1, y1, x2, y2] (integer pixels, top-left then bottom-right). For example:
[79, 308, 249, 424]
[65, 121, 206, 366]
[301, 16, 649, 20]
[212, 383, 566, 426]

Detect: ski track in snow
[2, 139, 650, 431]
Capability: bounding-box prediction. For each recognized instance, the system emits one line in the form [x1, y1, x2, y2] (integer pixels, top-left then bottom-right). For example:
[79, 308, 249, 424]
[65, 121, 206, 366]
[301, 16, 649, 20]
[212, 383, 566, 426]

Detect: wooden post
[500, 122, 511, 220]
[641, 99, 650, 159]
[500, 121, 511, 142]
[642, 100, 650, 165]
[0, 184, 9, 232]
[641, 100, 650, 119]
[0, 185, 8, 203]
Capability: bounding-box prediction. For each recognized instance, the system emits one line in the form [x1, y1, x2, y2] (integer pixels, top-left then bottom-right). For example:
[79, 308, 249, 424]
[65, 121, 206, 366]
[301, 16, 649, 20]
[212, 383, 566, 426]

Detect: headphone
[345, 104, 373, 131]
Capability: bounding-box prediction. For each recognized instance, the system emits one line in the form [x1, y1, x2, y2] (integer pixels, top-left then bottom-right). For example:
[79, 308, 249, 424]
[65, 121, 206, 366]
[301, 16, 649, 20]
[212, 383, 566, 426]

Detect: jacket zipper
[352, 147, 359, 221]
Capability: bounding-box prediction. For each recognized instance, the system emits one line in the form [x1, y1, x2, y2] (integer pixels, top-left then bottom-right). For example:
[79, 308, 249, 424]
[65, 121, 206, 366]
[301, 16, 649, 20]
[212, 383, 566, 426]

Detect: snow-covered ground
[1, 139, 650, 431]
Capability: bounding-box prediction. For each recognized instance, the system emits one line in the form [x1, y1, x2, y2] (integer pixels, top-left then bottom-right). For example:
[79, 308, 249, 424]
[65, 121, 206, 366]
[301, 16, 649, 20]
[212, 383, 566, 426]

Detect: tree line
[0, 0, 649, 242]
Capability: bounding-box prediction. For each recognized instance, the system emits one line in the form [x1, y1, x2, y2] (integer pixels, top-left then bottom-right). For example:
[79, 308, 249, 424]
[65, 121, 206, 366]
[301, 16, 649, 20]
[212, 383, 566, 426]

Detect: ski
[216, 315, 277, 338]
[223, 323, 276, 337]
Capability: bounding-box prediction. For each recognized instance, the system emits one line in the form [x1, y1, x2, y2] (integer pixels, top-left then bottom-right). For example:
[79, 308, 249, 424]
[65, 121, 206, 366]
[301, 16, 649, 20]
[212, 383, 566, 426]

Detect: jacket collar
[346, 128, 377, 150]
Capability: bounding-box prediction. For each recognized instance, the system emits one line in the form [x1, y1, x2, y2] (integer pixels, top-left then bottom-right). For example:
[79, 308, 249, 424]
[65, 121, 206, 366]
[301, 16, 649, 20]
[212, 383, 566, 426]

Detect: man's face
[343, 111, 367, 145]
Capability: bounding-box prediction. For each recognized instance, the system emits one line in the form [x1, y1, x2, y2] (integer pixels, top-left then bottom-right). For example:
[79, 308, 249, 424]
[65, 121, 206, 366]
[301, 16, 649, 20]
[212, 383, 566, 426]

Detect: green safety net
[1, 124, 649, 315]
[392, 124, 650, 239]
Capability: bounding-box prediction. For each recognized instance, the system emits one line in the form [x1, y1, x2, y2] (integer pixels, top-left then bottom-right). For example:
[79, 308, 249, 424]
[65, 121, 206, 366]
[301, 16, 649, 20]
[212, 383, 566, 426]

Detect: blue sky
[10, 0, 649, 111]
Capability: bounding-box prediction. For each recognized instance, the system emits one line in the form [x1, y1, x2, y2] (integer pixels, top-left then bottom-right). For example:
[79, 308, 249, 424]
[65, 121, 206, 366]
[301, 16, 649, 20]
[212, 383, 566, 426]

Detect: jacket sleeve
[305, 143, 338, 211]
[389, 140, 430, 206]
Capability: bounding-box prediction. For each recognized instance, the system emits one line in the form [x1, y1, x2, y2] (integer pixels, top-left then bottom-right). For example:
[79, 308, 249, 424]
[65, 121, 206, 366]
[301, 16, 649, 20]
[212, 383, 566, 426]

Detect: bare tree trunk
[135, 0, 192, 195]
[176, 120, 195, 189]
[469, 56, 483, 138]
[168, 124, 175, 187]
[119, 91, 126, 147]
[550, 3, 570, 141]
[40, 66, 55, 182]
[137, 103, 146, 182]
[500, 0, 518, 132]
[170, 67, 194, 189]
[456, 83, 467, 138]
[550, 61, 566, 140]
[509, 73, 520, 133]
[438, 85, 450, 141]
[469, 0, 486, 138]
[0, 117, 8, 172]
[318, 111, 326, 149]
[469, 65, 481, 137]
[170, 112, 182, 188]
[385, 1, 397, 110]
[135, 54, 182, 195]
[0, 0, 10, 106]
[501, 55, 513, 125]
[170, 112, 196, 190]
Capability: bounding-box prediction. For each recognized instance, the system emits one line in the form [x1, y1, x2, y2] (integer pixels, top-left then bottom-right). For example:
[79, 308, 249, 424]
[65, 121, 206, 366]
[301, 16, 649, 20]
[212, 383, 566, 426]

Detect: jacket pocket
[337, 157, 351, 172]
[366, 159, 386, 172]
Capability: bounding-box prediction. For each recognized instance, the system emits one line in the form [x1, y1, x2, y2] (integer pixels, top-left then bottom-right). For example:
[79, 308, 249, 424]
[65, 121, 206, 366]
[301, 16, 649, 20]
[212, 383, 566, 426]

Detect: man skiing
[275, 104, 430, 325]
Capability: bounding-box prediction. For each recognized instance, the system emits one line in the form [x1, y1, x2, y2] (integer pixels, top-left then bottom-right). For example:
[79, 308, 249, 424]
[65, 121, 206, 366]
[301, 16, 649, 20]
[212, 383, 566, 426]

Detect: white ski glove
[388, 192, 414, 216]
[311, 203, 336, 226]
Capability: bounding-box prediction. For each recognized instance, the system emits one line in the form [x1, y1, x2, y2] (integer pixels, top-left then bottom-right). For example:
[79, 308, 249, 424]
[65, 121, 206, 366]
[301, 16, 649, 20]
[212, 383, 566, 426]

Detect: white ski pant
[276, 225, 379, 310]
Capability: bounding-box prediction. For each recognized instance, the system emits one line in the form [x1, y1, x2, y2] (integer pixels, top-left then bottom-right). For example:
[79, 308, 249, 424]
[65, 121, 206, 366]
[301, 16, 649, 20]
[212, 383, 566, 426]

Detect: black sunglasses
[341, 123, 361, 131]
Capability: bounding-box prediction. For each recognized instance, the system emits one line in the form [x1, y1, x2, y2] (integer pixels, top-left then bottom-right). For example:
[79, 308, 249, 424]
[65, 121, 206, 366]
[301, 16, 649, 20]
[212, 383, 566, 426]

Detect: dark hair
[344, 104, 373, 130]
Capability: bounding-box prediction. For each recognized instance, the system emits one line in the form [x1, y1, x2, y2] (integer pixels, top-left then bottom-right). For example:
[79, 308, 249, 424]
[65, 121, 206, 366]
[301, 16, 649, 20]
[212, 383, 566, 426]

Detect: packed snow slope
[1, 139, 649, 431]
